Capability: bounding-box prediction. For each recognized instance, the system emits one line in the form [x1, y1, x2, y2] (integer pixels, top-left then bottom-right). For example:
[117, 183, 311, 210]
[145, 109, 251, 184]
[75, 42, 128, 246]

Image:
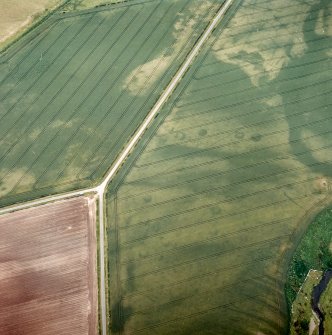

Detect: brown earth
[0, 0, 62, 48]
[0, 196, 97, 335]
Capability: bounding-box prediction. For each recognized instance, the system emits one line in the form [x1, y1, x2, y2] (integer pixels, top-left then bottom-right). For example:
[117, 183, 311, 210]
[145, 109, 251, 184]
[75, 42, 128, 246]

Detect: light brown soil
[0, 196, 97, 335]
[0, 0, 62, 47]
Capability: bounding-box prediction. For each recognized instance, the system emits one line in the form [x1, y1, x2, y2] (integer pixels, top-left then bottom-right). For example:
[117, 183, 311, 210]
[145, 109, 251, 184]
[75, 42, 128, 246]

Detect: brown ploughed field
[0, 196, 97, 335]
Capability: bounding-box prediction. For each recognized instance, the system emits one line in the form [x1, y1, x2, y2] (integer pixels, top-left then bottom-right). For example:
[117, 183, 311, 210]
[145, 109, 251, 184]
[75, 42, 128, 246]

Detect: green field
[106, 0, 332, 334]
[0, 0, 221, 207]
[63, 0, 134, 11]
[290, 270, 321, 335]
[285, 207, 332, 307]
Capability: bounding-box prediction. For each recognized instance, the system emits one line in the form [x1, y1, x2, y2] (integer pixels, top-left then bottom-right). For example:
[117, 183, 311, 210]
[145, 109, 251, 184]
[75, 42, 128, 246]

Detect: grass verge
[285, 207, 332, 307]
[290, 269, 321, 335]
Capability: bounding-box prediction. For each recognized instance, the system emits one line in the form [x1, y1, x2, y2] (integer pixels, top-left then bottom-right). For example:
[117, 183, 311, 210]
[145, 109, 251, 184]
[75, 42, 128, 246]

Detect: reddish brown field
[0, 196, 97, 335]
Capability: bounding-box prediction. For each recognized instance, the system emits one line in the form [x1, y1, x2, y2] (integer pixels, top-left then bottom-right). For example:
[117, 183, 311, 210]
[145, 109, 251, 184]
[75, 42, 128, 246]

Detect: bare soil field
[0, 0, 63, 49]
[0, 196, 97, 335]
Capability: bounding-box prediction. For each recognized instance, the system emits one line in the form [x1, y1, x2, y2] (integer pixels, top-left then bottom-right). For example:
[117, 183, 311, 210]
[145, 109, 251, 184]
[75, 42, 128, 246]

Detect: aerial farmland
[0, 0, 221, 207]
[106, 0, 332, 334]
[0, 197, 97, 335]
[0, 0, 331, 334]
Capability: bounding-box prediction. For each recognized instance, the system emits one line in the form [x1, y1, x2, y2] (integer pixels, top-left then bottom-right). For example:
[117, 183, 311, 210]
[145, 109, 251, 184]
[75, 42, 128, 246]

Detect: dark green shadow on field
[280, 0, 332, 177]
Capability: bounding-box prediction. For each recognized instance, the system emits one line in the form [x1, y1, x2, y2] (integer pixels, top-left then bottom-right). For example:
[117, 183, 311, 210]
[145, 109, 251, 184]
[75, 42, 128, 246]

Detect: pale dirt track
[0, 197, 97, 335]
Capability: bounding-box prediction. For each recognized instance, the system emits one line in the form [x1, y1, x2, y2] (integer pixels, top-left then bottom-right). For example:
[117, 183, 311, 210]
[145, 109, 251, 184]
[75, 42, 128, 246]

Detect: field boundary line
[55, 0, 157, 19]
[0, 187, 97, 215]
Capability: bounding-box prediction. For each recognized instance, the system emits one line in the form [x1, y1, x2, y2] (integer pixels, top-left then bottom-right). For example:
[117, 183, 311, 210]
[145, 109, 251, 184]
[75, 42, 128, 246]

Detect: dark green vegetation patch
[286, 207, 332, 307]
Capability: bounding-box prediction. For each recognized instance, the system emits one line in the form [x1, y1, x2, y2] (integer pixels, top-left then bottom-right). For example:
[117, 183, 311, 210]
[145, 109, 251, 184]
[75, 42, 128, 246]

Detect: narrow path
[97, 189, 107, 335]
[0, 1, 234, 334]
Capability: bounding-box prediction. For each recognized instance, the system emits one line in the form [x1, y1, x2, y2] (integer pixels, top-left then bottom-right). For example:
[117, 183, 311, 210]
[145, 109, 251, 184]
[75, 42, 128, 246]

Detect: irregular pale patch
[301, 128, 332, 164]
[213, 0, 315, 86]
[315, 8, 332, 36]
[313, 176, 330, 194]
[0, 168, 35, 197]
[123, 0, 219, 95]
[123, 55, 171, 96]
[29, 129, 43, 140]
[173, 0, 216, 41]
[261, 94, 283, 108]
[50, 119, 76, 129]
[309, 316, 318, 335]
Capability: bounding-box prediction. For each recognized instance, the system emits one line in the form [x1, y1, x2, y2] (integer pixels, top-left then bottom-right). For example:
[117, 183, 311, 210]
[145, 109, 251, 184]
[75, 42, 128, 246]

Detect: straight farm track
[107, 0, 332, 334]
[0, 0, 222, 207]
[0, 197, 97, 335]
